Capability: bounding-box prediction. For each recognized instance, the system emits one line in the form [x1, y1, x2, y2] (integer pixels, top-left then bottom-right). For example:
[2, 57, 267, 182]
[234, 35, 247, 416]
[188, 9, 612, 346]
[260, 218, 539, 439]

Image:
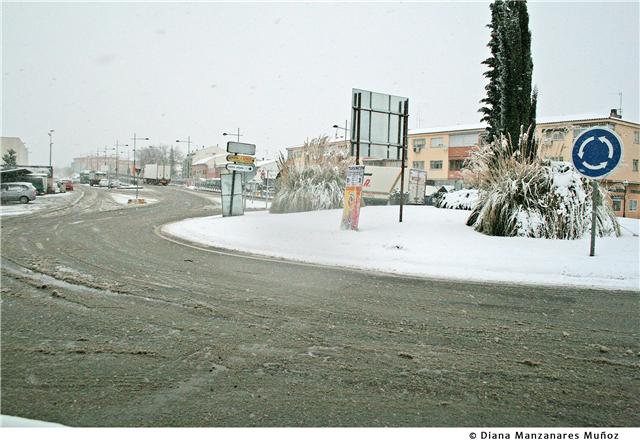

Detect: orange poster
[340, 165, 365, 230]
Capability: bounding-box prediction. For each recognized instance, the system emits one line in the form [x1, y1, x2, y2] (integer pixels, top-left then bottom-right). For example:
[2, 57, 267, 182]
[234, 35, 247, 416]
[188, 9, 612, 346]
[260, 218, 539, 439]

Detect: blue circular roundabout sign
[572, 127, 623, 178]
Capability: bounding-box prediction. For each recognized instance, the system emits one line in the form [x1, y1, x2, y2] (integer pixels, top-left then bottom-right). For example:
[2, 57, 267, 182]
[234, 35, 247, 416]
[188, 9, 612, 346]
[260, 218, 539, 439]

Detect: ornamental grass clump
[270, 136, 352, 214]
[464, 132, 619, 239]
[435, 189, 479, 210]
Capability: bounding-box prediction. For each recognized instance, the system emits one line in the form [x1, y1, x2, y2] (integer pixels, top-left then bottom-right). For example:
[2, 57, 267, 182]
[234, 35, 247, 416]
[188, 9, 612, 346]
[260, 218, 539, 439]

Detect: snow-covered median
[162, 206, 639, 291]
[110, 192, 158, 205]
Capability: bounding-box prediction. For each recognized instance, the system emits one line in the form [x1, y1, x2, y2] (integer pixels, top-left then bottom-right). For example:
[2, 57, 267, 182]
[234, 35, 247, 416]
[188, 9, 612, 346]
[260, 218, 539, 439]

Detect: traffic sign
[226, 154, 255, 164]
[572, 127, 623, 178]
[226, 163, 254, 173]
[227, 141, 256, 155]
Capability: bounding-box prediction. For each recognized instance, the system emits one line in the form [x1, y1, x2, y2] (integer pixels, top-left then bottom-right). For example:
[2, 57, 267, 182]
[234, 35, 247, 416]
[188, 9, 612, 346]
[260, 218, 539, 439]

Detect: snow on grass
[437, 189, 479, 210]
[110, 192, 158, 205]
[0, 192, 77, 217]
[163, 205, 639, 291]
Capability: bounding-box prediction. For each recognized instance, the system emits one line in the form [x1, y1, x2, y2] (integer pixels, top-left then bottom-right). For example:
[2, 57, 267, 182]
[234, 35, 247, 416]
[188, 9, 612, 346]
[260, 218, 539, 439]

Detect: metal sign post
[224, 141, 256, 217]
[349, 88, 409, 223]
[571, 127, 623, 256]
[399, 98, 409, 223]
[589, 180, 599, 256]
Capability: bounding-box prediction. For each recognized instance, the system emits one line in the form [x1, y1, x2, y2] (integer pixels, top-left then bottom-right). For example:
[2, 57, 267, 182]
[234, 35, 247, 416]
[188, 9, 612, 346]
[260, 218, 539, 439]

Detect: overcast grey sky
[2, 1, 638, 167]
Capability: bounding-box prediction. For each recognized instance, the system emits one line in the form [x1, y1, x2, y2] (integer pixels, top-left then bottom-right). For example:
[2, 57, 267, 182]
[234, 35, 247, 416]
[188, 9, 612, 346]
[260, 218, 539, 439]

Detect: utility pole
[48, 130, 54, 190]
[132, 133, 150, 199]
[114, 139, 128, 181]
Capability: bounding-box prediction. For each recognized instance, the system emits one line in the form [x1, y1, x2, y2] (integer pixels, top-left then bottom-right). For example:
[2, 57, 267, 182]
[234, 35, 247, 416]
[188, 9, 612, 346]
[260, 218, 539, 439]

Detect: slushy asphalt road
[1, 185, 638, 426]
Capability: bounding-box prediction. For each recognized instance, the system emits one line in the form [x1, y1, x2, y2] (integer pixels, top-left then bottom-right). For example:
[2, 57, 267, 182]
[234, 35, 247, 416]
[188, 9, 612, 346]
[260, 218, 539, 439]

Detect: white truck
[143, 164, 171, 186]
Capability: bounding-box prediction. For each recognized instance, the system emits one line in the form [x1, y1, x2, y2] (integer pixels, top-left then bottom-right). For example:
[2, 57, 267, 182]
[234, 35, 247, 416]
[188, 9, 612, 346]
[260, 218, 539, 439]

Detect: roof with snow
[192, 153, 227, 166]
[255, 159, 277, 168]
[408, 113, 639, 136]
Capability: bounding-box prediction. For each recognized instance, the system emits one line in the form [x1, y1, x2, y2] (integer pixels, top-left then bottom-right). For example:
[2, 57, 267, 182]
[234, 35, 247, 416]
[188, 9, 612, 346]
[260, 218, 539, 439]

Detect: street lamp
[332, 121, 350, 143]
[176, 137, 192, 179]
[114, 140, 128, 181]
[223, 128, 242, 142]
[47, 130, 54, 190]
[47, 129, 55, 167]
[131, 133, 150, 199]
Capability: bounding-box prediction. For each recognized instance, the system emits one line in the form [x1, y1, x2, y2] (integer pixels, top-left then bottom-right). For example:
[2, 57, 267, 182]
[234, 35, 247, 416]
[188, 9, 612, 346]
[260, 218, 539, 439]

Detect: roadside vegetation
[270, 136, 352, 214]
[464, 134, 619, 238]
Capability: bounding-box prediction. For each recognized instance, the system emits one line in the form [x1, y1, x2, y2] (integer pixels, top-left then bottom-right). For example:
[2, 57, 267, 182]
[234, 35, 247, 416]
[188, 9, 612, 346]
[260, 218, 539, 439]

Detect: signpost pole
[590, 180, 599, 256]
[399, 99, 409, 223]
[355, 92, 362, 165]
[570, 127, 623, 257]
[230, 158, 237, 216]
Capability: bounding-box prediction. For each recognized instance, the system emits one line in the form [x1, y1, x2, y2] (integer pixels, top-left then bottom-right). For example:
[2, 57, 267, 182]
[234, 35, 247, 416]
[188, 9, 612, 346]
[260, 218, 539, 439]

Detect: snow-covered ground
[0, 414, 64, 427]
[110, 192, 158, 205]
[163, 205, 639, 291]
[245, 198, 271, 209]
[0, 192, 78, 217]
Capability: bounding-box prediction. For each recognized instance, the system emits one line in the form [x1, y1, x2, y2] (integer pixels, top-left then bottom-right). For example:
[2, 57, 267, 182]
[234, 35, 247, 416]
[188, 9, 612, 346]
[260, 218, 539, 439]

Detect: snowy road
[1, 185, 638, 427]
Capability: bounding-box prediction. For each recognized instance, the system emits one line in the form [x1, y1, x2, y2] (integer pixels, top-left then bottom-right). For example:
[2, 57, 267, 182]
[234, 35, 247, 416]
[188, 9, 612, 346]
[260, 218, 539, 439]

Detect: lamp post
[47, 130, 54, 189]
[47, 129, 54, 167]
[223, 128, 242, 143]
[114, 140, 128, 181]
[622, 180, 629, 218]
[104, 148, 109, 186]
[132, 133, 150, 199]
[176, 136, 192, 179]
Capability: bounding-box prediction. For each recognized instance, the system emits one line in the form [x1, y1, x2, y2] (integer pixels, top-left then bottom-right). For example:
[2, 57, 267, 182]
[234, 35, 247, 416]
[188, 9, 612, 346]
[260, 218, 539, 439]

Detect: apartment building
[408, 112, 640, 218]
[1, 137, 29, 166]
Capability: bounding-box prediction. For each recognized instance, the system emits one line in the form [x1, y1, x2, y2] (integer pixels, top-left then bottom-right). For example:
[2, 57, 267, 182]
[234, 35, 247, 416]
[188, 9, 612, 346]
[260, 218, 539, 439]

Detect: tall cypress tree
[480, 0, 537, 158]
[478, 0, 504, 143]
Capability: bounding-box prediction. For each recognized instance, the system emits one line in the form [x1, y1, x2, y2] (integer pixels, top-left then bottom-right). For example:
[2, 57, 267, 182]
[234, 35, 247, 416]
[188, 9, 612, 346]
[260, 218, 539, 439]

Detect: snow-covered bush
[464, 134, 619, 239]
[436, 189, 479, 210]
[270, 136, 352, 214]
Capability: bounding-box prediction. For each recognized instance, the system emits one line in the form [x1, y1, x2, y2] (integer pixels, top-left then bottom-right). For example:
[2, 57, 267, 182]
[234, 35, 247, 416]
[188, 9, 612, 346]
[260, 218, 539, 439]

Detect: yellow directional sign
[226, 154, 255, 164]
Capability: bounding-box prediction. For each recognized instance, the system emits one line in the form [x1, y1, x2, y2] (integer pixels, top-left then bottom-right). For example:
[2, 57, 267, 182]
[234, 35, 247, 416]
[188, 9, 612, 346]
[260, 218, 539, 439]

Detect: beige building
[286, 138, 349, 168]
[72, 155, 131, 175]
[1, 137, 29, 166]
[408, 112, 640, 219]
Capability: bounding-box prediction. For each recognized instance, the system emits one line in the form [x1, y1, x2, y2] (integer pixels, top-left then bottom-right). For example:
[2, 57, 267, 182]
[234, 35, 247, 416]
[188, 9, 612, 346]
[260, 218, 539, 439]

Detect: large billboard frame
[350, 88, 409, 222]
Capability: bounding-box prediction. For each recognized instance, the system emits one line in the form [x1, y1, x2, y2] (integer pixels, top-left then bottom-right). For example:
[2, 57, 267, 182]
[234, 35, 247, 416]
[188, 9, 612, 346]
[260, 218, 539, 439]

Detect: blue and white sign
[572, 127, 623, 178]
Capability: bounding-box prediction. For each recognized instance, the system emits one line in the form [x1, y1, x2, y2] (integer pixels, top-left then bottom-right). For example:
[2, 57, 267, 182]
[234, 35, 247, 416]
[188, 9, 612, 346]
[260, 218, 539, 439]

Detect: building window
[542, 129, 567, 141]
[572, 123, 613, 139]
[412, 161, 425, 170]
[449, 159, 464, 171]
[413, 138, 426, 152]
[430, 137, 444, 148]
[430, 160, 443, 170]
[634, 131, 639, 144]
[449, 132, 480, 147]
[612, 198, 622, 211]
[633, 159, 639, 172]
[631, 200, 638, 212]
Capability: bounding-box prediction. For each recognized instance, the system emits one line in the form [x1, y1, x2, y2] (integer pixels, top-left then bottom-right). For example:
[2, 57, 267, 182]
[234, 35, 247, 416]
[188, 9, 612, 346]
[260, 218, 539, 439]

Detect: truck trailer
[143, 164, 171, 186]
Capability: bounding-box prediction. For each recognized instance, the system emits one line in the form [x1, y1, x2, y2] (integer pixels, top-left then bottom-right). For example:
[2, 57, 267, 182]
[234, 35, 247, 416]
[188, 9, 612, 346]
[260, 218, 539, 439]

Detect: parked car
[1, 182, 37, 204]
[58, 179, 74, 191]
[98, 179, 109, 187]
